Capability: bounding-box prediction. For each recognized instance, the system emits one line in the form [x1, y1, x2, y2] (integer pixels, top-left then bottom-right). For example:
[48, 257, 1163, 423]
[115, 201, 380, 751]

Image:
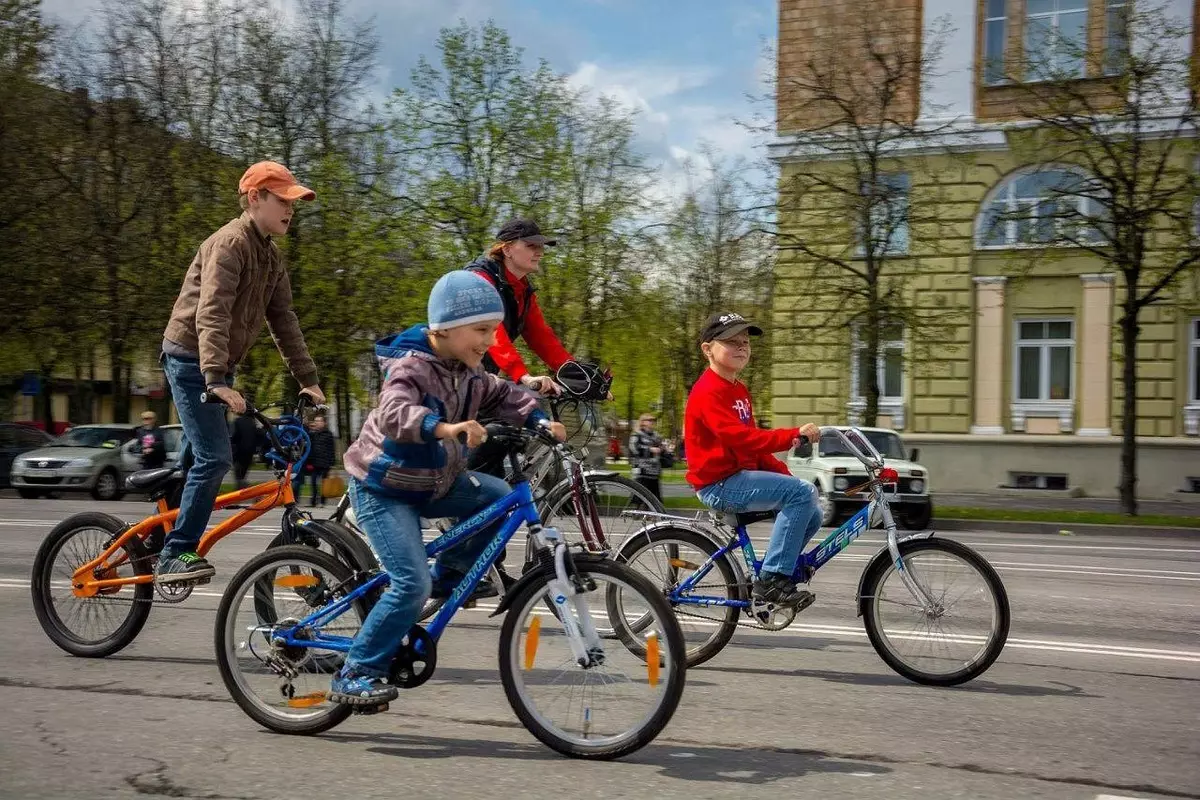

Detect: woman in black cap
[464, 218, 574, 395]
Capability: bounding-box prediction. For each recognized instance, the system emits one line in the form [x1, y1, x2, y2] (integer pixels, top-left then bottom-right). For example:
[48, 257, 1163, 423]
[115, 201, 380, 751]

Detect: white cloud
[567, 61, 716, 129]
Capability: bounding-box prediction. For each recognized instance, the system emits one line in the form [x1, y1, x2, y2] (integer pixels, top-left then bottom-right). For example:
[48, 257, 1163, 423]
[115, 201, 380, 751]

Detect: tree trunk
[38, 361, 55, 433]
[1117, 307, 1139, 516]
[338, 361, 352, 444]
[862, 301, 882, 427]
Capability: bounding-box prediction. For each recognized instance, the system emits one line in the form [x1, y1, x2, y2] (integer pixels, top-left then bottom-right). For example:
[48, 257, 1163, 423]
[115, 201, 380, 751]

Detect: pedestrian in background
[628, 413, 664, 500]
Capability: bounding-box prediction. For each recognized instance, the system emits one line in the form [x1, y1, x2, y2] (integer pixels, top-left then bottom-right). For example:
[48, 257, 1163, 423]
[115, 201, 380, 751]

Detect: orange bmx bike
[30, 396, 375, 658]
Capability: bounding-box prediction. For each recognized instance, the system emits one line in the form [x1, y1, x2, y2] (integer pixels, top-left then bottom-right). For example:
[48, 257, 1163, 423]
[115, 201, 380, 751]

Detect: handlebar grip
[200, 391, 226, 405]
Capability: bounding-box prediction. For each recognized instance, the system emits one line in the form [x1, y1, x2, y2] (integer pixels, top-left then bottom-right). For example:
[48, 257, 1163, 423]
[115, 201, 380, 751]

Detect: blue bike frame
[273, 480, 542, 652]
[669, 501, 874, 609]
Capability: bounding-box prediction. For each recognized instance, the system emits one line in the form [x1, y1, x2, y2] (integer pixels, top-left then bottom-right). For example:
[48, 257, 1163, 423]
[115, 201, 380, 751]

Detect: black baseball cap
[699, 311, 763, 343]
[497, 218, 557, 246]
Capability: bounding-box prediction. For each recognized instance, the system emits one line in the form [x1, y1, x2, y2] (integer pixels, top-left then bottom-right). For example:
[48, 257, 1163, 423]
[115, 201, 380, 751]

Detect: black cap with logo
[497, 218, 557, 246]
[699, 312, 764, 344]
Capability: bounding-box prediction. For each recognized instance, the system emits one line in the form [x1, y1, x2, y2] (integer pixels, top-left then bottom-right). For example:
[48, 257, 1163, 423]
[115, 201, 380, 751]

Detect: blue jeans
[162, 354, 232, 558]
[697, 470, 822, 578]
[345, 471, 511, 678]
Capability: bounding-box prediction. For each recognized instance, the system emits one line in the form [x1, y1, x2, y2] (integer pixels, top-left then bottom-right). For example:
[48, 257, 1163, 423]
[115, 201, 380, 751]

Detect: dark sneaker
[752, 571, 815, 609]
[155, 552, 215, 584]
[329, 670, 398, 707]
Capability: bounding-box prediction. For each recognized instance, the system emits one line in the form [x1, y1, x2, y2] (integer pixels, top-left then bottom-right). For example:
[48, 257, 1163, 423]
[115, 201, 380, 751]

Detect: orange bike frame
[69, 469, 297, 597]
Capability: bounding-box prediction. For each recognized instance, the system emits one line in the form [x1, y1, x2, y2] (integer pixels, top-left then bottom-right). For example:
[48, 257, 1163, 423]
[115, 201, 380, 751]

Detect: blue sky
[40, 0, 778, 199]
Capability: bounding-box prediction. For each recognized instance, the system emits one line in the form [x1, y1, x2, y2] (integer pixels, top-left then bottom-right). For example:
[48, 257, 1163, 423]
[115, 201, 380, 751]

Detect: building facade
[770, 0, 1200, 498]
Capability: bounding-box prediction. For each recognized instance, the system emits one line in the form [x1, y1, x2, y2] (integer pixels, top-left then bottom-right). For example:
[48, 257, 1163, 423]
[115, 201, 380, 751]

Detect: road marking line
[6, 577, 1197, 663]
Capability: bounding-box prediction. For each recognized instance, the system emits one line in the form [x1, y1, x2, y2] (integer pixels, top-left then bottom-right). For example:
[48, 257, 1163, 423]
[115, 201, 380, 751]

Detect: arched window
[976, 167, 1104, 249]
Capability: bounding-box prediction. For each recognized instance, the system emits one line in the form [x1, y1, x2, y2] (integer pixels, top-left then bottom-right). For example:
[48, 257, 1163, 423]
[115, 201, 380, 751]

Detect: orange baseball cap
[238, 161, 316, 201]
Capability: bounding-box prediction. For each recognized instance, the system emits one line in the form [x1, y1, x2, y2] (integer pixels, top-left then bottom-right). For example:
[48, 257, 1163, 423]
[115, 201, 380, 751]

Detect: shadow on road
[321, 729, 892, 784]
[697, 664, 1096, 698]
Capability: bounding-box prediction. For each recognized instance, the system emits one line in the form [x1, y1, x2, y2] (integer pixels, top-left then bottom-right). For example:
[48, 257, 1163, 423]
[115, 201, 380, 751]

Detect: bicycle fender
[580, 470, 620, 479]
[855, 531, 936, 617]
[488, 553, 612, 617]
[614, 519, 731, 560]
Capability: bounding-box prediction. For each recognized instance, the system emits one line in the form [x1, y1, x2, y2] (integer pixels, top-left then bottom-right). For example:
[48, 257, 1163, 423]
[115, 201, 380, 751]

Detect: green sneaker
[155, 552, 215, 584]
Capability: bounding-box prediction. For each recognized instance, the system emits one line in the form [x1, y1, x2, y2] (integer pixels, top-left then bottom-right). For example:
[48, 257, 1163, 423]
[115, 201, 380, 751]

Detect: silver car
[10, 423, 184, 501]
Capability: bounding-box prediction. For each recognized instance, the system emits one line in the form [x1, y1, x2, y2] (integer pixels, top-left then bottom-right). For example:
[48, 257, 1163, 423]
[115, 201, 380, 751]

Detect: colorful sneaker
[329, 669, 398, 707]
[155, 552, 215, 584]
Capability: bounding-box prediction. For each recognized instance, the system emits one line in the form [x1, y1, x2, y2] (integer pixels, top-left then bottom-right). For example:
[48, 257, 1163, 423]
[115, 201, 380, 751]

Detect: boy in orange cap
[157, 161, 325, 583]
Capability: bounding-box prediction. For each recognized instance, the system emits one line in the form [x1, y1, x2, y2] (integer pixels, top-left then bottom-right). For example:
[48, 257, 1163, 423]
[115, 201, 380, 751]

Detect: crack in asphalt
[33, 719, 69, 757]
[5, 677, 1198, 799]
[124, 759, 259, 799]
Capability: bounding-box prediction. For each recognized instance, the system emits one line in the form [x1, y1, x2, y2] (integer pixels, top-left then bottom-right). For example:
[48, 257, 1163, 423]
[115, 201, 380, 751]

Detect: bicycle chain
[664, 581, 802, 632]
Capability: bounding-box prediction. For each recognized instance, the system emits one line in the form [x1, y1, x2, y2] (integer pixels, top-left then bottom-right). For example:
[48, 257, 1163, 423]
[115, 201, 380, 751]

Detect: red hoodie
[474, 266, 573, 383]
[684, 368, 799, 490]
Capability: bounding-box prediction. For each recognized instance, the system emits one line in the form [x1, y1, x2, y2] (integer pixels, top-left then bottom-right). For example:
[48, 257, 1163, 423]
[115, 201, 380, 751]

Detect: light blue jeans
[344, 471, 510, 678]
[697, 470, 822, 578]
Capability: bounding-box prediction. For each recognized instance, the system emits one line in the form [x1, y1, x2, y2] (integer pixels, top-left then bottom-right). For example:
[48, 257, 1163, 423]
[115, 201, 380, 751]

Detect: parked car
[0, 423, 55, 489]
[787, 426, 932, 530]
[10, 423, 182, 501]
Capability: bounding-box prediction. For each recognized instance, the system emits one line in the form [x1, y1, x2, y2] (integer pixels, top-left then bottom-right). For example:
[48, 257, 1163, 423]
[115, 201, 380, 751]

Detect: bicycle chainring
[388, 625, 437, 688]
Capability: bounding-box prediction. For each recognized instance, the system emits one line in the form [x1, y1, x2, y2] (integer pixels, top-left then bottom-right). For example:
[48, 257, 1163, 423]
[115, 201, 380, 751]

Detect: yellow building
[770, 0, 1200, 498]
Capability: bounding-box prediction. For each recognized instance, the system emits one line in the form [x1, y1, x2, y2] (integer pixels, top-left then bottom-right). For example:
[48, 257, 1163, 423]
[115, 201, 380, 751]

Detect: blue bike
[213, 423, 687, 760]
[615, 426, 1009, 685]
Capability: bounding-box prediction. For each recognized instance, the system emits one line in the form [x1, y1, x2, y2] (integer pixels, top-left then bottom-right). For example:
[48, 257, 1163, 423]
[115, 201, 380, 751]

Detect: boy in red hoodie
[684, 312, 823, 609]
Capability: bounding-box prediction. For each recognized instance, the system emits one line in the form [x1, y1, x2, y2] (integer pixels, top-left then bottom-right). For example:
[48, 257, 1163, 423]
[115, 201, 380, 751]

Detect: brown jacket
[164, 213, 317, 387]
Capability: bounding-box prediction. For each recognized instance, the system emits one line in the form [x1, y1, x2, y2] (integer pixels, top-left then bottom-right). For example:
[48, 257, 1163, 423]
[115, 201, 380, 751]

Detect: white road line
[7, 577, 1196, 664]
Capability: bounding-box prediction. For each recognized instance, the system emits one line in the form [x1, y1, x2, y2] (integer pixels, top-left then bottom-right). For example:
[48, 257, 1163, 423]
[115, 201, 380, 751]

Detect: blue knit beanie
[427, 271, 505, 331]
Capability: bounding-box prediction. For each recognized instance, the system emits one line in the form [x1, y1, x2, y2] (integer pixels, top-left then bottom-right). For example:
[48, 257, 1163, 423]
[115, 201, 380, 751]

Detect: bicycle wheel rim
[616, 533, 737, 661]
[870, 548, 1003, 679]
[221, 555, 364, 727]
[41, 526, 146, 646]
[505, 570, 679, 751]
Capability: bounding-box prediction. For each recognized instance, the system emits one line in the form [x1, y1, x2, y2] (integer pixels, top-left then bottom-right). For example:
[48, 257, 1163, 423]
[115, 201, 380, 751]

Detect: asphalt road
[1, 497, 1197, 800]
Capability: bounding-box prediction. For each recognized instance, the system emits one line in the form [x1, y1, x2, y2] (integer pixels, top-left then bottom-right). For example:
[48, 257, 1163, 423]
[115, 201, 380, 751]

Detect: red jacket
[684, 368, 798, 490]
[474, 265, 573, 383]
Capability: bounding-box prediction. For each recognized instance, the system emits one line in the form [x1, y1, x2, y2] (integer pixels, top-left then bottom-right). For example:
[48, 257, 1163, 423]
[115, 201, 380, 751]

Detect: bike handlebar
[199, 392, 324, 467]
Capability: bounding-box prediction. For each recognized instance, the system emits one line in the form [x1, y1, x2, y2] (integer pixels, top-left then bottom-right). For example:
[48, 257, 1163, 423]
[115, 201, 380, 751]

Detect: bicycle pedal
[463, 599, 477, 609]
[354, 702, 389, 715]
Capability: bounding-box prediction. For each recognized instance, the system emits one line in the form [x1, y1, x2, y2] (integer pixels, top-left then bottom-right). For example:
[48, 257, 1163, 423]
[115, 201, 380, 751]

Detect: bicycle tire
[529, 473, 665, 563]
[215, 545, 363, 735]
[31, 512, 154, 658]
[860, 537, 1010, 686]
[497, 557, 686, 759]
[613, 526, 741, 667]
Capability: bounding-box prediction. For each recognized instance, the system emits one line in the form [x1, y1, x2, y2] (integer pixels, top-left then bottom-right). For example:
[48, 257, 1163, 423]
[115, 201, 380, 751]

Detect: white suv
[787, 426, 932, 530]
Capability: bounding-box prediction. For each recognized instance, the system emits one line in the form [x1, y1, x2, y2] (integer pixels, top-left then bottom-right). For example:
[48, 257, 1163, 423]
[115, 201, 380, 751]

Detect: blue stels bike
[213, 423, 687, 760]
[614, 426, 1010, 685]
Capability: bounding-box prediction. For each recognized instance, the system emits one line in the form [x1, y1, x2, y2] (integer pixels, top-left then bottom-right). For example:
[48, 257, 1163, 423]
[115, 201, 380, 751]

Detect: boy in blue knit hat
[335, 271, 567, 706]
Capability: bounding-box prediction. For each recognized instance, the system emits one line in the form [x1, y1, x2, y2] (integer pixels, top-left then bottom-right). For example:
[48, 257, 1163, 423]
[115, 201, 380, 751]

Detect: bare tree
[768, 6, 966, 425]
[988, 2, 1200, 515]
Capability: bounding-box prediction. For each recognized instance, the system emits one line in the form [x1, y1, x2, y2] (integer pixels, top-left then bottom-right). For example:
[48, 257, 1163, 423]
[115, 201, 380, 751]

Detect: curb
[935, 517, 1200, 540]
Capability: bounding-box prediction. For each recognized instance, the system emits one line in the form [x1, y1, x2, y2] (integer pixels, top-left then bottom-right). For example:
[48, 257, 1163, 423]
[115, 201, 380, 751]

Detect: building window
[858, 173, 910, 257]
[1016, 319, 1074, 401]
[978, 168, 1102, 248]
[848, 324, 905, 428]
[1103, 0, 1129, 76]
[1185, 319, 1200, 436]
[1190, 319, 1200, 403]
[852, 324, 905, 401]
[1025, 0, 1088, 81]
[984, 0, 1008, 85]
